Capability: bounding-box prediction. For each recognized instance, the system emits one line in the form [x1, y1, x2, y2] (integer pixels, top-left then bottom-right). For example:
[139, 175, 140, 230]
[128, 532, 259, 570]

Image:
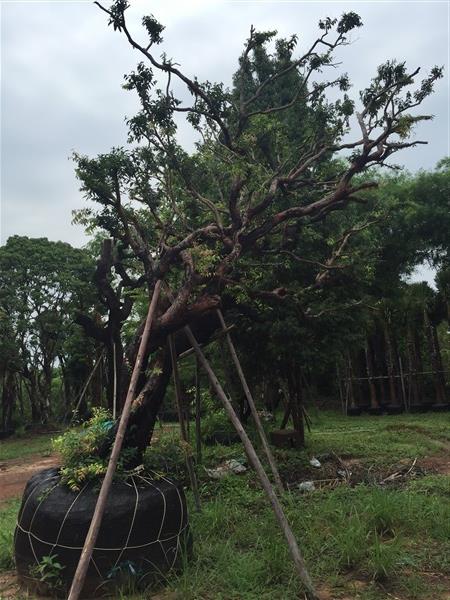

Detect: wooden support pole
[182, 324, 318, 600]
[112, 342, 117, 420]
[168, 335, 201, 512]
[70, 349, 105, 423]
[68, 280, 162, 600]
[216, 309, 284, 494]
[178, 325, 235, 360]
[398, 356, 407, 410]
[195, 357, 202, 465]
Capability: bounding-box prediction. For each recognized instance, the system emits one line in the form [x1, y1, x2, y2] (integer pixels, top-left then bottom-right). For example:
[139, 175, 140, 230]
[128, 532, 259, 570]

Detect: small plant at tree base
[52, 408, 137, 491]
[143, 432, 189, 479]
[201, 409, 235, 439]
[29, 554, 65, 591]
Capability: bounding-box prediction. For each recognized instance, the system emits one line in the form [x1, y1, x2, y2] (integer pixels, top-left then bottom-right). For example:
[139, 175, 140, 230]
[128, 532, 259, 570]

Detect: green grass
[0, 499, 20, 570]
[0, 411, 449, 599]
[304, 410, 450, 462]
[0, 432, 55, 461]
[165, 476, 449, 599]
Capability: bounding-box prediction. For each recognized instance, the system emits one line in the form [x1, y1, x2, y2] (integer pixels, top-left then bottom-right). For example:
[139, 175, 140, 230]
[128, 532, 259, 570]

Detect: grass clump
[0, 499, 20, 570]
[0, 433, 53, 462]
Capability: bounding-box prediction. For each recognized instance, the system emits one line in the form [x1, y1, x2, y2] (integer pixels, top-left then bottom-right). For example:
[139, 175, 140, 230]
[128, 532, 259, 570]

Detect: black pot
[204, 431, 241, 446]
[385, 405, 404, 415]
[0, 428, 14, 440]
[431, 403, 450, 412]
[408, 403, 429, 413]
[14, 468, 191, 598]
[346, 407, 362, 416]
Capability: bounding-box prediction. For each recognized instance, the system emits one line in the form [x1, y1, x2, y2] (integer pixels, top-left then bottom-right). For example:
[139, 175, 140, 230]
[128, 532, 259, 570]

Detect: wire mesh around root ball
[14, 467, 192, 598]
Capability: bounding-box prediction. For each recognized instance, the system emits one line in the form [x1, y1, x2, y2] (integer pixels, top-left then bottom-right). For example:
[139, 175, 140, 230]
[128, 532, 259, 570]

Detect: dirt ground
[0, 454, 59, 505]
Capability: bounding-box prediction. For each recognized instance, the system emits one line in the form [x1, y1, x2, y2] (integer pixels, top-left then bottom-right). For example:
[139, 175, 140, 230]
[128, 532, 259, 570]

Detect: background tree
[0, 236, 96, 426]
[71, 1, 442, 454]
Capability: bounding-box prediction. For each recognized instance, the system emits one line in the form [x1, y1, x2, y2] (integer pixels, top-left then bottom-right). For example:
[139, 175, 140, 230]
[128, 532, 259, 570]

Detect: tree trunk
[126, 347, 173, 457]
[382, 319, 398, 406]
[286, 366, 305, 447]
[406, 321, 421, 407]
[365, 340, 379, 409]
[424, 309, 447, 405]
[1, 371, 15, 430]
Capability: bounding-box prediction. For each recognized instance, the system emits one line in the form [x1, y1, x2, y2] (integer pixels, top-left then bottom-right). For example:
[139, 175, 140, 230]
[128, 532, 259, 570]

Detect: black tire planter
[204, 431, 240, 446]
[385, 405, 404, 415]
[0, 428, 14, 440]
[14, 467, 191, 598]
[409, 403, 430, 413]
[431, 403, 450, 412]
[346, 407, 362, 416]
[367, 407, 383, 416]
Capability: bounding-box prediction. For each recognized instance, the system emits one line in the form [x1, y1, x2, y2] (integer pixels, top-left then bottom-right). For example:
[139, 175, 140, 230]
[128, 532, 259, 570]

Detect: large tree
[74, 1, 442, 453]
[0, 236, 96, 425]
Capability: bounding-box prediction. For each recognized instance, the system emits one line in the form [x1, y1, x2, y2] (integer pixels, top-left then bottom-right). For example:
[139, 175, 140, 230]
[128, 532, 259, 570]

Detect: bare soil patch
[0, 454, 59, 505]
[419, 453, 450, 475]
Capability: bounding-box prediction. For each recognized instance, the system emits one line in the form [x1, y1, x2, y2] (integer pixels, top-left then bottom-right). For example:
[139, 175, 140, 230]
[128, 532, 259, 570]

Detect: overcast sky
[1, 0, 449, 250]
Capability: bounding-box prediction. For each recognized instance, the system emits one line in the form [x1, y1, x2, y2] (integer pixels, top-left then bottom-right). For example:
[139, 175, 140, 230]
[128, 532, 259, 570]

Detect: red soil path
[0, 454, 59, 505]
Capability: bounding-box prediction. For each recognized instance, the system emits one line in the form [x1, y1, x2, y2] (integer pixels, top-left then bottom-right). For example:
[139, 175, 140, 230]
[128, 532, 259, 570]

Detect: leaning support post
[168, 335, 201, 512]
[68, 280, 162, 600]
[182, 324, 319, 600]
[195, 357, 202, 464]
[216, 309, 284, 494]
[69, 349, 105, 423]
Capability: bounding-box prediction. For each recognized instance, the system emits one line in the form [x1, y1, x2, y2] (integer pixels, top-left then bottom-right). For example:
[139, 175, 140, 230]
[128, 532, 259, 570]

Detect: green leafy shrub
[52, 408, 136, 491]
[143, 431, 188, 479]
[29, 554, 65, 590]
[201, 409, 234, 439]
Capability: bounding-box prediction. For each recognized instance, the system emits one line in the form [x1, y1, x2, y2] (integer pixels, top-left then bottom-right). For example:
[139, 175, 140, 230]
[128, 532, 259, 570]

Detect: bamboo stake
[178, 325, 235, 360]
[182, 324, 318, 600]
[168, 335, 201, 512]
[195, 357, 202, 464]
[216, 309, 284, 494]
[68, 280, 162, 600]
[112, 342, 117, 420]
[70, 349, 105, 424]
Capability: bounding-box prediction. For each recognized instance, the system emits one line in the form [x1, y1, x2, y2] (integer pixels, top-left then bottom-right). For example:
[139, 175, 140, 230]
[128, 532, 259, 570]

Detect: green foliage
[52, 408, 136, 491]
[143, 430, 187, 479]
[201, 409, 235, 439]
[0, 432, 53, 461]
[0, 235, 97, 426]
[29, 554, 65, 590]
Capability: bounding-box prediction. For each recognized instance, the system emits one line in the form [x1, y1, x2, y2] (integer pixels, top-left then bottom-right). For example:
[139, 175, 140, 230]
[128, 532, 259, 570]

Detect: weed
[29, 553, 65, 590]
[368, 532, 401, 580]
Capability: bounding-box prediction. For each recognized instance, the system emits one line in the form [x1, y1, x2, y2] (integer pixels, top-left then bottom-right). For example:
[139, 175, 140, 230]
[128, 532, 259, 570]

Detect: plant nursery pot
[269, 429, 303, 448]
[0, 428, 14, 440]
[367, 407, 383, 416]
[431, 403, 450, 412]
[204, 430, 241, 446]
[14, 467, 191, 598]
[346, 407, 362, 416]
[385, 405, 404, 415]
[408, 403, 430, 413]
